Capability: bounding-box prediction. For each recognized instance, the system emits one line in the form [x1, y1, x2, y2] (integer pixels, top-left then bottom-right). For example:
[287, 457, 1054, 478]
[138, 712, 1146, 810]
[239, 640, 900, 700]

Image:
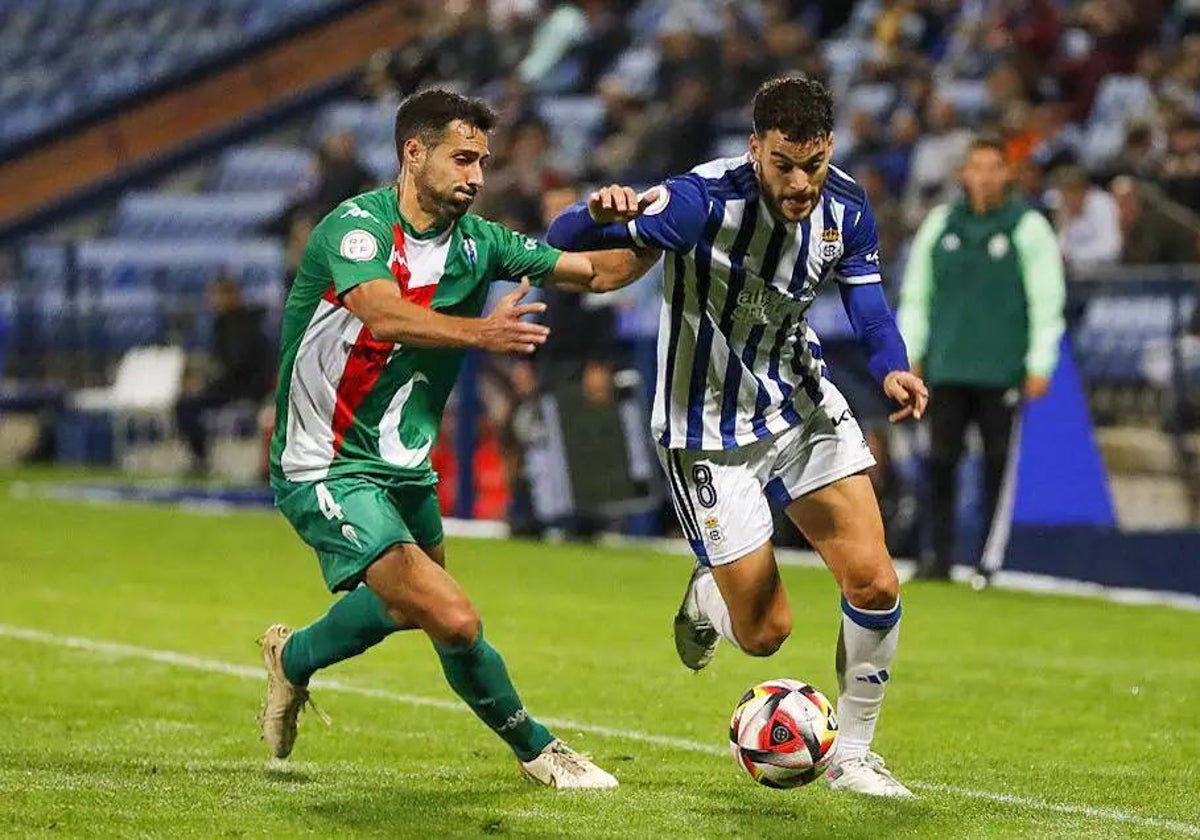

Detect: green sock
[436, 627, 555, 761]
[281, 585, 402, 685]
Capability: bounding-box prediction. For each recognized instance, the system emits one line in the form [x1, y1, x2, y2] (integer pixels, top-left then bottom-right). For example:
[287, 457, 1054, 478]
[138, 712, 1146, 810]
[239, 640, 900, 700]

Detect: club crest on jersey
[340, 230, 378, 261]
[820, 227, 842, 259]
[703, 515, 724, 545]
[463, 236, 478, 267]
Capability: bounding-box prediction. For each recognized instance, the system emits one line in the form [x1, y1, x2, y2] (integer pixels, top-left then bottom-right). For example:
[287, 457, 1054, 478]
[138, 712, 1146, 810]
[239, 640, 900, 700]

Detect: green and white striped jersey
[269, 186, 560, 487]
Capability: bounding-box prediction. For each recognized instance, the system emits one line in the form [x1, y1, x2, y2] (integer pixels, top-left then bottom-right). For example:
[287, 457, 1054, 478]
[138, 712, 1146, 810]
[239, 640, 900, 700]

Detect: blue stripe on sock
[841, 596, 902, 630]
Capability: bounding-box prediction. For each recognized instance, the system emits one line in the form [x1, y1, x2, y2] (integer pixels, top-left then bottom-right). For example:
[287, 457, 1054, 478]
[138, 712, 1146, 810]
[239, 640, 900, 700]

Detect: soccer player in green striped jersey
[258, 89, 658, 788]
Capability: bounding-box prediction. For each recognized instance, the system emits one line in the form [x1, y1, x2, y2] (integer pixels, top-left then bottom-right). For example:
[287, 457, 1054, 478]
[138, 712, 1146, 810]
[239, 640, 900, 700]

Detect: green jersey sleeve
[308, 210, 394, 297]
[476, 219, 561, 285]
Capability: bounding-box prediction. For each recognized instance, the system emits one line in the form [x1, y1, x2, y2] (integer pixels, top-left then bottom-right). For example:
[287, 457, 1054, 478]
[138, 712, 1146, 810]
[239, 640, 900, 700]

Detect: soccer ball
[729, 678, 838, 788]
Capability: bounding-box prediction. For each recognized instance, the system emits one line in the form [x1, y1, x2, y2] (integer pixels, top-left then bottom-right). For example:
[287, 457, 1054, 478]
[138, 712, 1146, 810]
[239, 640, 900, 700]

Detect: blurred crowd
[253, 0, 1200, 535]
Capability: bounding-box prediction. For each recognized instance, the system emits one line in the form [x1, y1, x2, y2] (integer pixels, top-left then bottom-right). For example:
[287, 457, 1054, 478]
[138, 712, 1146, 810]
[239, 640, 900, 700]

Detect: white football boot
[520, 740, 618, 790]
[826, 751, 916, 798]
[673, 566, 720, 671]
[257, 624, 329, 759]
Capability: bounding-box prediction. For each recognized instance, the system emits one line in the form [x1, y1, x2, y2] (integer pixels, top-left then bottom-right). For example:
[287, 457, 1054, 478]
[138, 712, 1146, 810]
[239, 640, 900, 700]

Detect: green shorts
[274, 476, 444, 592]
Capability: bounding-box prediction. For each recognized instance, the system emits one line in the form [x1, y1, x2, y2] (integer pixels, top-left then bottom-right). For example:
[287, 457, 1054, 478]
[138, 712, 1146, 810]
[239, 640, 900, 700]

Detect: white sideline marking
[1, 624, 1197, 837]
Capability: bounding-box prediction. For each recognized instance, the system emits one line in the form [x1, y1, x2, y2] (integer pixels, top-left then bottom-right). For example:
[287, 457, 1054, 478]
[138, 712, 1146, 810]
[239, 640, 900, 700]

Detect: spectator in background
[175, 276, 274, 475]
[477, 118, 558, 233]
[1111, 176, 1200, 264]
[1160, 115, 1200, 212]
[898, 135, 1066, 582]
[1104, 122, 1163, 182]
[630, 76, 716, 181]
[311, 131, 375, 216]
[853, 162, 908, 263]
[1050, 165, 1122, 270]
[874, 108, 921, 197]
[904, 95, 972, 229]
[589, 76, 652, 182]
[507, 181, 619, 538]
[518, 1, 590, 89]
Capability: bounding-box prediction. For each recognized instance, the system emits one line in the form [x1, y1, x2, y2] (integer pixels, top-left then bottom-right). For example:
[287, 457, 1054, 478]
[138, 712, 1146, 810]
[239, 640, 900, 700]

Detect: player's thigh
[364, 543, 478, 648]
[785, 473, 898, 610]
[274, 476, 418, 593]
[389, 483, 446, 567]
[656, 443, 775, 567]
[764, 381, 876, 508]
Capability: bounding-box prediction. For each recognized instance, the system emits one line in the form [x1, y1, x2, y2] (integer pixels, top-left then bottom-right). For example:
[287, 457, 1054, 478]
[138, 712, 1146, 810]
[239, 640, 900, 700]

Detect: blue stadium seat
[209, 145, 316, 193]
[0, 0, 351, 152]
[113, 191, 290, 239]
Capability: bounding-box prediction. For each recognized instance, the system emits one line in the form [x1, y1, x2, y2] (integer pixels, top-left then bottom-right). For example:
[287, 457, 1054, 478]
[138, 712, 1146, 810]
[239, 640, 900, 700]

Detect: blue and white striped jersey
[628, 154, 883, 451]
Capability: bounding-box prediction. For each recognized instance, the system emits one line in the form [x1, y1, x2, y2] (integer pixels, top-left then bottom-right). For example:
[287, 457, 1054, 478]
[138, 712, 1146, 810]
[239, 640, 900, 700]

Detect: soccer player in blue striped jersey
[547, 77, 928, 798]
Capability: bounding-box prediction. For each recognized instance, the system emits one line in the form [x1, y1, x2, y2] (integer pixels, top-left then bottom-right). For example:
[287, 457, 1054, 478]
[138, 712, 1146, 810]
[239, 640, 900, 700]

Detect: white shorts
[656, 380, 876, 566]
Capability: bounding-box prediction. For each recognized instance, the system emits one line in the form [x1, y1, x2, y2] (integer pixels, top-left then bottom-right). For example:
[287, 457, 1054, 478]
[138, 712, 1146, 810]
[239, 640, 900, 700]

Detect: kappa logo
[463, 236, 478, 266]
[865, 250, 880, 264]
[340, 204, 375, 220]
[496, 707, 529, 733]
[340, 523, 364, 550]
[830, 408, 854, 427]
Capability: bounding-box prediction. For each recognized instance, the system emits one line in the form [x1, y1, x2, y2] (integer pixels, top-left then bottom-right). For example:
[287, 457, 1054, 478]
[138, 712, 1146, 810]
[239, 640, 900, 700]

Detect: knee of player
[738, 616, 792, 657]
[842, 565, 900, 611]
[438, 602, 481, 648]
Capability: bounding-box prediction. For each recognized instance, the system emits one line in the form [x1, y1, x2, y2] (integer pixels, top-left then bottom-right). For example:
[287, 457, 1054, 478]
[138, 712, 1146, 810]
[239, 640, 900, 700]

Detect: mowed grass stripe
[2, 622, 1197, 839]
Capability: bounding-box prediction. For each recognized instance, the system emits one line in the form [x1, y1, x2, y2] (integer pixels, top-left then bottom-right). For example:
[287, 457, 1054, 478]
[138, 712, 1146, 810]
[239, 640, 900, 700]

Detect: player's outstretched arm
[542, 247, 663, 294]
[343, 278, 549, 354]
[547, 177, 709, 254]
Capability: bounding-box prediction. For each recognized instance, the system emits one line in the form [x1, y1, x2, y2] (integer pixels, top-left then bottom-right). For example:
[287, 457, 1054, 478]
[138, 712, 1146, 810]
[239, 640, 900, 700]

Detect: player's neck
[395, 179, 451, 234]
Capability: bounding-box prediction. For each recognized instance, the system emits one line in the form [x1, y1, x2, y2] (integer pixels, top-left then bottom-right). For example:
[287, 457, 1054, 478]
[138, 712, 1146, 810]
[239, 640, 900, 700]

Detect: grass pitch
[1, 472, 1198, 838]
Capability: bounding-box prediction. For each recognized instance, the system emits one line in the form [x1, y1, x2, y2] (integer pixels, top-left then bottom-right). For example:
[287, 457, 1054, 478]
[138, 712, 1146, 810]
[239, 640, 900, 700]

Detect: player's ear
[403, 137, 425, 170]
[749, 133, 761, 171]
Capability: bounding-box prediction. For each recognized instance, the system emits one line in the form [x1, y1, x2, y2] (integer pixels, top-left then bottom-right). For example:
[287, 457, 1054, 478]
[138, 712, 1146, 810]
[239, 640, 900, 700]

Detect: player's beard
[415, 170, 477, 222]
[763, 182, 819, 223]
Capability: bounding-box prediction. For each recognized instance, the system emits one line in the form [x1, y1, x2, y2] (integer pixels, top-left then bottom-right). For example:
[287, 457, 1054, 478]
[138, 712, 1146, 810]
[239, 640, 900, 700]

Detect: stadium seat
[113, 191, 290, 239]
[209, 145, 316, 194]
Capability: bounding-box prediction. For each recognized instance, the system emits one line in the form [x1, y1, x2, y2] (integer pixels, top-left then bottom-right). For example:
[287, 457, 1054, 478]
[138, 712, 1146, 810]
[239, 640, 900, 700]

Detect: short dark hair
[968, 133, 1007, 157]
[394, 88, 497, 157]
[752, 76, 834, 144]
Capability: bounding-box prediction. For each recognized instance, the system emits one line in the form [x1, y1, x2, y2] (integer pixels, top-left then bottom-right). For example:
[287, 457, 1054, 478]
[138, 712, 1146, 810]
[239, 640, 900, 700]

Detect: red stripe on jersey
[322, 284, 340, 306]
[391, 223, 437, 309]
[331, 326, 393, 454]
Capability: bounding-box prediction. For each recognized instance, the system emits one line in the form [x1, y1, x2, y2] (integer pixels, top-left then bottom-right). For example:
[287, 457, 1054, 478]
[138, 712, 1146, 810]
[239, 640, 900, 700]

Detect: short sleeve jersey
[269, 185, 560, 487]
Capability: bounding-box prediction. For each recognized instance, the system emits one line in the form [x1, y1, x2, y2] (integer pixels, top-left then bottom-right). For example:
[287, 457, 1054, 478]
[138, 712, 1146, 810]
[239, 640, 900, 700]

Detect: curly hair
[751, 76, 834, 144]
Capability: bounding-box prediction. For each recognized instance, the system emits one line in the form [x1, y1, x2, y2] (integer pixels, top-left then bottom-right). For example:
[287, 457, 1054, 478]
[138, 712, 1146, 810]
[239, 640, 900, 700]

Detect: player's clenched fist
[587, 184, 662, 224]
[475, 278, 550, 354]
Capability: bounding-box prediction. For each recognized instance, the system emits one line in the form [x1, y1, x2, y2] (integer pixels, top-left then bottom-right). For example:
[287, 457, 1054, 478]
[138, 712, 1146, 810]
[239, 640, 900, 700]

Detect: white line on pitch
[1, 623, 1197, 838]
